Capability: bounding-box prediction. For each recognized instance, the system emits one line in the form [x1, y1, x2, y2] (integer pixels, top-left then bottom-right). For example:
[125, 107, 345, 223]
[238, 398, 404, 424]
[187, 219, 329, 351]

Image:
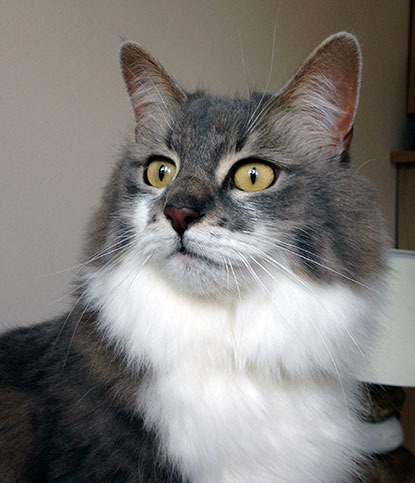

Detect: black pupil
[249, 167, 258, 184]
[158, 164, 169, 182]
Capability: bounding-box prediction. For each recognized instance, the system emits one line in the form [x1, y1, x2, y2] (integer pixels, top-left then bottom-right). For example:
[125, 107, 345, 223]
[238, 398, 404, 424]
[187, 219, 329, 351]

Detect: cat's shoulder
[0, 319, 61, 386]
[0, 322, 59, 481]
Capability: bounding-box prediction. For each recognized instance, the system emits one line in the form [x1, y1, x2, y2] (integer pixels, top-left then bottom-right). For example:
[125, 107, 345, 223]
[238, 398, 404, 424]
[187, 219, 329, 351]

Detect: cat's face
[119, 94, 297, 296]
[86, 34, 384, 299]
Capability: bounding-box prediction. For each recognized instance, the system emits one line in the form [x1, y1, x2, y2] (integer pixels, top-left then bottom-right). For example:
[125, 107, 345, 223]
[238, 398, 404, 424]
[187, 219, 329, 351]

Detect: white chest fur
[85, 257, 375, 482]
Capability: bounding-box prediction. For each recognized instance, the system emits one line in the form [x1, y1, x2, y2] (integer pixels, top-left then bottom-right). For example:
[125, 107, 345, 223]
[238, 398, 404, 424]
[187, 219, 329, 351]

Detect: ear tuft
[309, 32, 361, 140]
[272, 32, 362, 160]
[119, 41, 186, 127]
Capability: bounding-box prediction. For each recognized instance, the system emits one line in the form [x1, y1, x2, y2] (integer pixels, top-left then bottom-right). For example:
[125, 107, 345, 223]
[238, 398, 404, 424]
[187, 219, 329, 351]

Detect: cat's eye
[145, 159, 176, 188]
[233, 161, 276, 192]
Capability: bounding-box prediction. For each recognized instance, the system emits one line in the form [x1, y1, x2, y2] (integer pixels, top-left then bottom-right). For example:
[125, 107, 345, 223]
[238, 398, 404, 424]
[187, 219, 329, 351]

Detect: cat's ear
[272, 32, 361, 160]
[119, 41, 186, 130]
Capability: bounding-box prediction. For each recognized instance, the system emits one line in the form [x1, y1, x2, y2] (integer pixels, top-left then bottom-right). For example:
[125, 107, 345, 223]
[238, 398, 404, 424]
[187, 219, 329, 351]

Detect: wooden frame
[408, 0, 415, 113]
[391, 151, 415, 249]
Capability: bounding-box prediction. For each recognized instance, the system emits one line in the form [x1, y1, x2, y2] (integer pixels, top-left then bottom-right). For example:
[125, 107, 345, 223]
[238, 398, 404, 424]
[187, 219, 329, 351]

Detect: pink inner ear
[272, 34, 361, 158]
[331, 102, 355, 149]
[334, 98, 355, 134]
[329, 67, 359, 150]
[300, 34, 362, 152]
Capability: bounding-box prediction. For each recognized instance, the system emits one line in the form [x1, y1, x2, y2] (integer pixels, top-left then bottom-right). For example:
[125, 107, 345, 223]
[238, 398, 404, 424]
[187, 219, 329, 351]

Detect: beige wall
[0, 0, 412, 326]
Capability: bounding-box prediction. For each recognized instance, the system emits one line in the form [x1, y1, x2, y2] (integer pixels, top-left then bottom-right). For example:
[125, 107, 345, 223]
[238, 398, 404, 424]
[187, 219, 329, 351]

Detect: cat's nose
[164, 206, 200, 235]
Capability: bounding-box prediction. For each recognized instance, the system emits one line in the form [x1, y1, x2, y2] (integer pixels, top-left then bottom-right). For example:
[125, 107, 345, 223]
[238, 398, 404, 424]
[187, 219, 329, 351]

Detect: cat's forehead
[167, 93, 259, 172]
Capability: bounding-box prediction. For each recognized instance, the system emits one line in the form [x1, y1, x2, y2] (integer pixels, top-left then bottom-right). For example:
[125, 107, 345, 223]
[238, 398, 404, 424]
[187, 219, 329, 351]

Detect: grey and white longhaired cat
[0, 33, 386, 482]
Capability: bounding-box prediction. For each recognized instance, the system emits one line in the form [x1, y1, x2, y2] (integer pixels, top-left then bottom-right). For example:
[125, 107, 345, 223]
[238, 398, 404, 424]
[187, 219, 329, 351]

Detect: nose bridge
[164, 174, 213, 214]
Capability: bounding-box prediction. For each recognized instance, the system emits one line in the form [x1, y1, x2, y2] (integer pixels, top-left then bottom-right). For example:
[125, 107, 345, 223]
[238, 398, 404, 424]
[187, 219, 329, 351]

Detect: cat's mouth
[179, 246, 195, 258]
[176, 241, 218, 266]
[178, 241, 203, 260]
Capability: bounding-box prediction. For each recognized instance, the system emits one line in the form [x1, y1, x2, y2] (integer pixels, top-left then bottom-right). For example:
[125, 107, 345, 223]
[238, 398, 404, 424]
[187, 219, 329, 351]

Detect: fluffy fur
[0, 32, 386, 482]
[85, 260, 378, 482]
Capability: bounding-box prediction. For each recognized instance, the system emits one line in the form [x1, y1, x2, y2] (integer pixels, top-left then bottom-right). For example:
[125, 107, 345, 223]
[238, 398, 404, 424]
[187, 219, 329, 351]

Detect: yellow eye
[233, 162, 275, 192]
[146, 159, 176, 188]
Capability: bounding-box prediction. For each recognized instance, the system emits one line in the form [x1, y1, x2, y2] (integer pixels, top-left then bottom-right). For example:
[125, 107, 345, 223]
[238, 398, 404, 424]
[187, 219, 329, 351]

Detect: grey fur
[85, 37, 385, 295]
[0, 33, 387, 482]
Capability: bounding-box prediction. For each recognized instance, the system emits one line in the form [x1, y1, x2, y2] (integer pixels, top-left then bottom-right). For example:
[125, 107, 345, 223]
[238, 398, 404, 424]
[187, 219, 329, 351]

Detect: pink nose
[164, 206, 200, 235]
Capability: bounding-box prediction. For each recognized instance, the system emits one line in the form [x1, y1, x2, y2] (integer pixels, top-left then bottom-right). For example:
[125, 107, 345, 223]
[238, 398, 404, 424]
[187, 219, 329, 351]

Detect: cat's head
[85, 33, 384, 298]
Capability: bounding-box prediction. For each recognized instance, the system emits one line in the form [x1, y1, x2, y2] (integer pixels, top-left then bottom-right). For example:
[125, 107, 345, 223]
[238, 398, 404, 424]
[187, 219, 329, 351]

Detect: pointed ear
[119, 41, 186, 130]
[272, 32, 361, 160]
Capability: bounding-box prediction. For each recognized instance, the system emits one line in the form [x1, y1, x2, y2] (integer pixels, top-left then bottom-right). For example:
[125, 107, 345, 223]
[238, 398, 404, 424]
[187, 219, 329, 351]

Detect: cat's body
[0, 33, 386, 482]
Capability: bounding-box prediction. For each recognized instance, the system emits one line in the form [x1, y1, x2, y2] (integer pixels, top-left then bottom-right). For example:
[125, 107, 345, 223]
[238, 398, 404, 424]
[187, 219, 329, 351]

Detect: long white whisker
[242, 230, 340, 269]
[48, 239, 138, 306]
[83, 235, 136, 266]
[235, 247, 352, 420]
[237, 28, 253, 98]
[60, 299, 93, 370]
[228, 249, 315, 355]
[237, 240, 313, 291]
[228, 256, 242, 302]
[38, 234, 136, 279]
[241, 230, 370, 289]
[235, 235, 369, 359]
[243, 5, 281, 136]
[50, 239, 138, 349]
[113, 252, 154, 316]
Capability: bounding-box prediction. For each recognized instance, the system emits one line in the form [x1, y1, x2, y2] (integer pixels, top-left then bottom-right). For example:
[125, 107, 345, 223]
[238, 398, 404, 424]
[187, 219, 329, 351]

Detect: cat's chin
[159, 250, 233, 298]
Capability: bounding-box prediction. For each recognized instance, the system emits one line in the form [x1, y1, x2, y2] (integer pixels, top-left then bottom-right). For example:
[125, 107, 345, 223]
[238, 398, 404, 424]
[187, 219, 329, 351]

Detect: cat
[0, 32, 386, 482]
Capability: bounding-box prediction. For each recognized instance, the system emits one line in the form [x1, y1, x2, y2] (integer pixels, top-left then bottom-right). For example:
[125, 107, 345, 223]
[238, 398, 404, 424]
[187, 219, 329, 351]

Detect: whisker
[237, 28, 253, 98]
[244, 94, 275, 138]
[241, 230, 371, 289]
[83, 235, 136, 266]
[235, 238, 367, 358]
[228, 249, 314, 357]
[41, 234, 136, 282]
[60, 299, 93, 370]
[242, 230, 340, 269]
[228, 256, 242, 302]
[47, 239, 138, 306]
[243, 5, 281, 136]
[113, 252, 154, 317]
[238, 241, 313, 292]
[50, 240, 138, 351]
[232, 246, 353, 419]
[275, 243, 370, 289]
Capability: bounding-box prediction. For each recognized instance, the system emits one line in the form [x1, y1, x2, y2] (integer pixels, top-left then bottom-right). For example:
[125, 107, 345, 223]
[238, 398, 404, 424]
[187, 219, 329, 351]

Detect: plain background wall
[0, 0, 413, 326]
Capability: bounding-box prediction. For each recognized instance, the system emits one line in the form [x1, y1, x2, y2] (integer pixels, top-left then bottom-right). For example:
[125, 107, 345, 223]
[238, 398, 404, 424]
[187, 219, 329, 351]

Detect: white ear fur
[271, 32, 362, 160]
[119, 41, 186, 129]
